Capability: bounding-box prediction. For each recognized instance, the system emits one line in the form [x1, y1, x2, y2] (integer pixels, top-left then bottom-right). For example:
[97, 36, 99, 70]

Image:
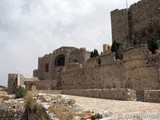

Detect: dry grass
[0, 91, 7, 104]
[49, 103, 75, 120]
[0, 90, 7, 97]
[25, 93, 48, 120]
[37, 104, 48, 120]
[25, 93, 37, 113]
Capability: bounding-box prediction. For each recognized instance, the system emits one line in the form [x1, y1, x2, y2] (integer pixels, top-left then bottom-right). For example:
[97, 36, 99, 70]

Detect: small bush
[38, 104, 48, 120]
[111, 41, 123, 60]
[147, 39, 158, 54]
[15, 86, 27, 99]
[25, 94, 48, 120]
[111, 41, 120, 52]
[90, 49, 99, 58]
[25, 94, 37, 113]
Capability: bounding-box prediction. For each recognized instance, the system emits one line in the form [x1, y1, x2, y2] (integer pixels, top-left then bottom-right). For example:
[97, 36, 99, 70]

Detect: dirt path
[62, 94, 160, 120]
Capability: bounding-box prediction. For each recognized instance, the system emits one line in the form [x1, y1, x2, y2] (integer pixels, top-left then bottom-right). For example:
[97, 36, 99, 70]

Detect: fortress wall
[144, 90, 160, 103]
[100, 53, 115, 65]
[122, 45, 148, 61]
[111, 9, 129, 45]
[85, 57, 97, 68]
[65, 63, 83, 72]
[38, 47, 89, 80]
[8, 74, 19, 94]
[124, 66, 159, 90]
[38, 57, 43, 79]
[61, 45, 160, 91]
[51, 47, 77, 67]
[68, 48, 90, 65]
[38, 54, 52, 80]
[61, 63, 125, 90]
[24, 80, 56, 90]
[129, 0, 160, 33]
[52, 47, 75, 54]
[111, 0, 160, 49]
[84, 52, 115, 69]
[62, 89, 137, 101]
[122, 46, 160, 90]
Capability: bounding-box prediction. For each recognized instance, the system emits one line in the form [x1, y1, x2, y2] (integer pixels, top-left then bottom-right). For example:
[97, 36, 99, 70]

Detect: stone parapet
[144, 90, 160, 103]
[62, 88, 137, 101]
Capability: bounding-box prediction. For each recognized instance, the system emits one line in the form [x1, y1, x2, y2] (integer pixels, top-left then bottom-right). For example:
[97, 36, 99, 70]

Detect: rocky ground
[63, 95, 160, 120]
[0, 91, 160, 120]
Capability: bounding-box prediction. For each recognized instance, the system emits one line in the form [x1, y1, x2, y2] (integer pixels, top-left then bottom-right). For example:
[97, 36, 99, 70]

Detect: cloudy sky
[0, 0, 139, 87]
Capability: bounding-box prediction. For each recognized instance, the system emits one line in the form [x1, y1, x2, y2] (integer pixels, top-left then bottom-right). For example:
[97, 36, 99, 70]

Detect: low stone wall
[62, 88, 137, 101]
[144, 90, 160, 103]
[24, 80, 57, 90]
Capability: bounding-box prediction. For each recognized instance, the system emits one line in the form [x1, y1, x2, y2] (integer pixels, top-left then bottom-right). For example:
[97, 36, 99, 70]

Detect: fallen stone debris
[0, 93, 114, 120]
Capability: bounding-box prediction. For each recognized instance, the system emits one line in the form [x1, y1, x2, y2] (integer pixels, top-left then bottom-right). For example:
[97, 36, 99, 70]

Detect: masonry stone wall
[8, 74, 20, 94]
[60, 45, 160, 92]
[37, 47, 90, 81]
[8, 45, 160, 102]
[144, 90, 160, 103]
[68, 48, 90, 65]
[8, 74, 39, 94]
[38, 54, 52, 80]
[8, 0, 160, 102]
[24, 80, 57, 90]
[111, 0, 160, 49]
[111, 9, 129, 46]
[62, 88, 137, 101]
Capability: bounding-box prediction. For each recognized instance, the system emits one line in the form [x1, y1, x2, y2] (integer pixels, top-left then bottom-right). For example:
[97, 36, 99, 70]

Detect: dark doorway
[55, 54, 65, 67]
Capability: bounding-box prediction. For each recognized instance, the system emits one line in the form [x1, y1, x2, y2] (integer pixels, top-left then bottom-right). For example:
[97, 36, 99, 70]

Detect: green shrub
[147, 39, 158, 54]
[90, 49, 99, 58]
[111, 41, 120, 52]
[25, 94, 36, 113]
[111, 41, 123, 60]
[15, 86, 27, 99]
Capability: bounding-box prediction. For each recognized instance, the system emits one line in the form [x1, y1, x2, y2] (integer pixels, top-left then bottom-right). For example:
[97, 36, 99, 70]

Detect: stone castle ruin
[8, 0, 160, 102]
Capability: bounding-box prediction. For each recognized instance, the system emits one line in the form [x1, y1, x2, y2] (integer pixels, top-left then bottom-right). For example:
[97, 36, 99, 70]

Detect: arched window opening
[55, 54, 65, 67]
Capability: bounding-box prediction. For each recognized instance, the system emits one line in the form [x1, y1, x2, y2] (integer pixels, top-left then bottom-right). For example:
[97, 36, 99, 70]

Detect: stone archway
[54, 54, 65, 67]
[30, 83, 37, 91]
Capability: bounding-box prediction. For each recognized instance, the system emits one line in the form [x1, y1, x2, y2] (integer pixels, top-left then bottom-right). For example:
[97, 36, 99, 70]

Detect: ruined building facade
[8, 0, 160, 102]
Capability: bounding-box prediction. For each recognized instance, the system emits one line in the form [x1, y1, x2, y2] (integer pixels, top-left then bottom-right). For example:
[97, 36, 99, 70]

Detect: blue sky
[0, 0, 139, 86]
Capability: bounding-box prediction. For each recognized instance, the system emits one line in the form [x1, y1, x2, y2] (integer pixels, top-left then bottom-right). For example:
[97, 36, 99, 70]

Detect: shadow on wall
[54, 54, 65, 68]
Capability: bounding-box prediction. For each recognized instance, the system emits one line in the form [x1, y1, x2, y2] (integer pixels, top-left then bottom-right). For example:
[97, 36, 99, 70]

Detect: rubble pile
[0, 93, 113, 120]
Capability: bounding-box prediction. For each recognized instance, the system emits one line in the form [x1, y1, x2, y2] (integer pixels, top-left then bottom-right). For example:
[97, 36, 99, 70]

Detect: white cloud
[0, 0, 139, 86]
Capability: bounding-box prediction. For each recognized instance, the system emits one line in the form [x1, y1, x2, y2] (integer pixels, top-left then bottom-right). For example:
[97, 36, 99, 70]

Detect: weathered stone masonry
[60, 45, 160, 91]
[111, 0, 160, 49]
[8, 0, 160, 102]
